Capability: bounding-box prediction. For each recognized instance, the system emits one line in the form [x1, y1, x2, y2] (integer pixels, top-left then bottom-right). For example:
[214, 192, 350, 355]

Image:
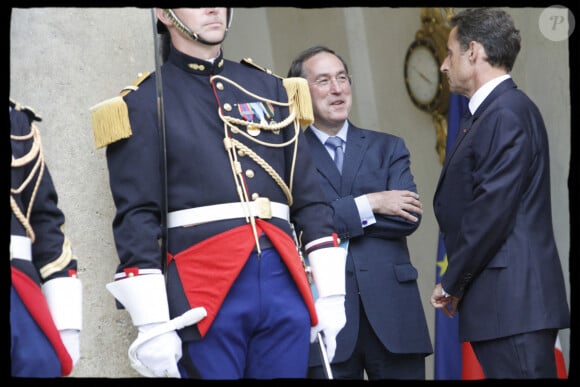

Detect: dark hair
[287, 45, 350, 78]
[451, 8, 521, 71]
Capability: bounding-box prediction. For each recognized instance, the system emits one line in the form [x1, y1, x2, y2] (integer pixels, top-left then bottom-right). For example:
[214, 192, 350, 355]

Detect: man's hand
[366, 190, 422, 222]
[430, 283, 459, 317]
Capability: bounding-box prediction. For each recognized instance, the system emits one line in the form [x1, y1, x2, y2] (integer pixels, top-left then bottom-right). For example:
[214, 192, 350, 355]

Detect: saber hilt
[128, 307, 207, 377]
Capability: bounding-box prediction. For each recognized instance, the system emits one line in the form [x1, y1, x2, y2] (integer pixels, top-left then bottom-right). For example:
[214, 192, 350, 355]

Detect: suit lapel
[304, 127, 342, 194]
[341, 124, 368, 196]
[442, 111, 473, 167]
[434, 110, 476, 197]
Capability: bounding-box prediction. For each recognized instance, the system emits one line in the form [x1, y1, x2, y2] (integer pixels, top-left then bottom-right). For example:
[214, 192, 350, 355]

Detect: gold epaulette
[10, 98, 42, 122]
[282, 77, 314, 129]
[90, 72, 151, 149]
[240, 58, 313, 129]
[240, 57, 282, 79]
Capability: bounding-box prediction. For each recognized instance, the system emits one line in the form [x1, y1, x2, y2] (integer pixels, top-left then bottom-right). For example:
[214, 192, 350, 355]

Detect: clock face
[404, 40, 442, 112]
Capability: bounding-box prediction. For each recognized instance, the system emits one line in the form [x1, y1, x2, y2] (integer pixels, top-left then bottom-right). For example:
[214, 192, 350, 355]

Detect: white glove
[133, 323, 182, 378]
[60, 329, 80, 366]
[106, 274, 207, 377]
[128, 307, 208, 378]
[310, 295, 346, 362]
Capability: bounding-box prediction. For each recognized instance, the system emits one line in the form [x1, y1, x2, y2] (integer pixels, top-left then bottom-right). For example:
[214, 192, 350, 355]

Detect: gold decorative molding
[415, 7, 455, 164]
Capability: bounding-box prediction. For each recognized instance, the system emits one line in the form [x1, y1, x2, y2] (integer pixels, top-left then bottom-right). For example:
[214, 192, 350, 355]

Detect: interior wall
[10, 7, 570, 379]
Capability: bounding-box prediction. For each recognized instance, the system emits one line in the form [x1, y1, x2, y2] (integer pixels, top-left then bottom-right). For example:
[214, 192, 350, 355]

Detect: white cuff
[441, 287, 451, 298]
[356, 195, 376, 227]
[307, 246, 346, 298]
[106, 273, 170, 326]
[42, 277, 83, 331]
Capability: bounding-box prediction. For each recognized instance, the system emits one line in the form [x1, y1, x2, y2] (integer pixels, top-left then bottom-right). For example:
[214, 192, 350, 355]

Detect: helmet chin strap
[164, 9, 228, 46]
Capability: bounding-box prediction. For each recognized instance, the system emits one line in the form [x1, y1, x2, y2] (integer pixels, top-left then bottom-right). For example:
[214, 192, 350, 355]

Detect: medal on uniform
[238, 103, 254, 122]
[250, 102, 268, 126]
[247, 124, 260, 136]
[261, 101, 274, 120]
[239, 103, 260, 136]
[261, 101, 279, 134]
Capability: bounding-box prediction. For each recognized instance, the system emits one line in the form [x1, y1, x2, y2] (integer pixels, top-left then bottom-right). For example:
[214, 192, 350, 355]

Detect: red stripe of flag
[555, 335, 567, 379]
[461, 342, 484, 380]
[461, 337, 567, 379]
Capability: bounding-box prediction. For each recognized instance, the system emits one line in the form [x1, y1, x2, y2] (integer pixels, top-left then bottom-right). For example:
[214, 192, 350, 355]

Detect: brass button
[223, 103, 232, 111]
[251, 193, 260, 200]
[245, 169, 255, 178]
[188, 63, 205, 71]
[216, 82, 224, 90]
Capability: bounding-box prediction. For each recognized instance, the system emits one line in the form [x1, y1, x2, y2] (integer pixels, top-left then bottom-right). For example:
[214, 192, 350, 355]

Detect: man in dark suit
[430, 8, 570, 379]
[288, 46, 433, 380]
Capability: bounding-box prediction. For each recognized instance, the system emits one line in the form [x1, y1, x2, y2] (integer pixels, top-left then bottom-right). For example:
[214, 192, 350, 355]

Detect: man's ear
[156, 8, 170, 28]
[469, 41, 485, 63]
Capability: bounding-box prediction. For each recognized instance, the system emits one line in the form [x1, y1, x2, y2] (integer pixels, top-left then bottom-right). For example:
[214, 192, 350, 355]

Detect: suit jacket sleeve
[441, 105, 530, 297]
[332, 133, 421, 241]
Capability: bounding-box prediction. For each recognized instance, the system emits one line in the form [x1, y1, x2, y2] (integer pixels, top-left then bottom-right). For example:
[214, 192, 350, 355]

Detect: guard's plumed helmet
[157, 8, 233, 46]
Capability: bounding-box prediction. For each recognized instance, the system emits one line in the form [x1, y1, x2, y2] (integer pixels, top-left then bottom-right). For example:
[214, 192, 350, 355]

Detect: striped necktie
[325, 136, 344, 173]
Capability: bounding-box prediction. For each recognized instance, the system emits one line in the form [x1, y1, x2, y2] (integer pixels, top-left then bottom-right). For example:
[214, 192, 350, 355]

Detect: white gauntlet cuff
[42, 277, 83, 331]
[308, 246, 346, 298]
[106, 273, 170, 326]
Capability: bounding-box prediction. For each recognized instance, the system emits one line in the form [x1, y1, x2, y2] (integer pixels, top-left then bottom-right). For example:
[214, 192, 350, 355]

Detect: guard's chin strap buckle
[254, 197, 272, 220]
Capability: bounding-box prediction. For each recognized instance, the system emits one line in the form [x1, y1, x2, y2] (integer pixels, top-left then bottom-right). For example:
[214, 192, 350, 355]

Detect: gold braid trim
[164, 9, 195, 38]
[212, 75, 297, 131]
[11, 126, 40, 166]
[223, 126, 262, 251]
[39, 232, 74, 279]
[215, 74, 304, 251]
[10, 122, 45, 242]
[219, 108, 300, 148]
[230, 137, 293, 206]
[10, 196, 35, 242]
[222, 109, 296, 132]
[214, 74, 302, 206]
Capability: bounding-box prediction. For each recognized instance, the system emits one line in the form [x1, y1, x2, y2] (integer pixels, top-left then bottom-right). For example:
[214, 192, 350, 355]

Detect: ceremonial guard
[91, 8, 346, 379]
[10, 99, 83, 377]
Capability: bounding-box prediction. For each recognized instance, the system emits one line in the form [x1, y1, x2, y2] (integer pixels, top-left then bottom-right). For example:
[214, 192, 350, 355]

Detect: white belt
[168, 198, 290, 228]
[10, 235, 32, 261]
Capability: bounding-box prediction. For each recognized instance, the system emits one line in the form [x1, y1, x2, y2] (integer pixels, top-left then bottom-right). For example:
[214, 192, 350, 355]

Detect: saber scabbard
[317, 332, 334, 379]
